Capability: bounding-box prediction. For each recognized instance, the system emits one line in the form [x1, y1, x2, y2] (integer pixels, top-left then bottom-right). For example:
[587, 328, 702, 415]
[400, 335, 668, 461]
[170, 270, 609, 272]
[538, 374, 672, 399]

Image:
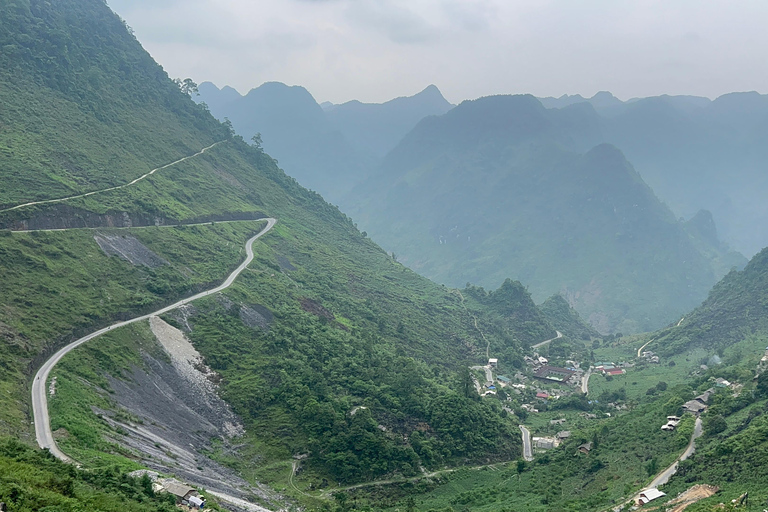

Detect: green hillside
[539, 295, 600, 341]
[653, 247, 768, 356]
[0, 0, 563, 504]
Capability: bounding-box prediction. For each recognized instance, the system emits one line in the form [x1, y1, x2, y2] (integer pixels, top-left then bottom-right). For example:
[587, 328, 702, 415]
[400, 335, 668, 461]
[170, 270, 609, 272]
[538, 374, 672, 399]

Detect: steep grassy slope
[347, 96, 744, 333]
[0, 0, 559, 496]
[652, 247, 768, 357]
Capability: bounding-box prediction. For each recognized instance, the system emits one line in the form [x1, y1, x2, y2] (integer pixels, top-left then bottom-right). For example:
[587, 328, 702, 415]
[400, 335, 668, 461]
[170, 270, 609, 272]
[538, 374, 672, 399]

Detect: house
[636, 488, 665, 505]
[606, 368, 625, 376]
[557, 430, 571, 440]
[536, 392, 549, 399]
[497, 375, 511, 385]
[533, 437, 556, 449]
[683, 400, 707, 414]
[160, 479, 204, 508]
[715, 378, 731, 388]
[577, 442, 592, 454]
[550, 418, 566, 425]
[488, 358, 498, 367]
[696, 389, 714, 403]
[534, 365, 576, 383]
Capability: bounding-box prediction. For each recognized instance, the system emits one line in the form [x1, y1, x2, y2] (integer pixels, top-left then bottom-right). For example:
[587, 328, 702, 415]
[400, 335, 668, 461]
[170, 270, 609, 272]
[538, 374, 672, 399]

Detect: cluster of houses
[640, 351, 660, 363]
[660, 415, 681, 431]
[594, 361, 627, 376]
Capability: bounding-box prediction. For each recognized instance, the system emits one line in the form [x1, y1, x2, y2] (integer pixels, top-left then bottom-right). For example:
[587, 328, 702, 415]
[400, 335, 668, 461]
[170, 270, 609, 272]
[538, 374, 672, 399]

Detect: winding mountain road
[646, 417, 703, 489]
[31, 217, 276, 463]
[531, 330, 562, 350]
[1, 141, 224, 214]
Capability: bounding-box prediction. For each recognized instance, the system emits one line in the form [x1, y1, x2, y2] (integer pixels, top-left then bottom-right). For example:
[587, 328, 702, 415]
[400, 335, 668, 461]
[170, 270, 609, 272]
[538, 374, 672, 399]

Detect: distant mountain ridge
[325, 84, 454, 157]
[538, 90, 768, 257]
[196, 81, 453, 203]
[347, 94, 745, 334]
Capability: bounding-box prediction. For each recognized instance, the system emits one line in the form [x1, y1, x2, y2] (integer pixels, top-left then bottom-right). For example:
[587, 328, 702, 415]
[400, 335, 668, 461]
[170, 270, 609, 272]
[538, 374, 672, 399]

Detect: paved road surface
[31, 217, 276, 464]
[581, 369, 592, 395]
[1, 141, 223, 214]
[519, 425, 534, 461]
[531, 330, 562, 350]
[647, 417, 703, 489]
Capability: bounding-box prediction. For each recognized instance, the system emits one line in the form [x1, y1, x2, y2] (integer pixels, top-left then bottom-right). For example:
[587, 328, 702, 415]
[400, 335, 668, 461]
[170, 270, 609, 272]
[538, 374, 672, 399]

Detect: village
[467, 338, 767, 509]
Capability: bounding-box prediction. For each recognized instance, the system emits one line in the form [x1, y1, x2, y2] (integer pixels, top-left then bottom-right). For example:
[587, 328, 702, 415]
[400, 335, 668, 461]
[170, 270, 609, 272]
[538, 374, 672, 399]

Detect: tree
[251, 132, 263, 151]
[174, 77, 198, 96]
[646, 457, 658, 476]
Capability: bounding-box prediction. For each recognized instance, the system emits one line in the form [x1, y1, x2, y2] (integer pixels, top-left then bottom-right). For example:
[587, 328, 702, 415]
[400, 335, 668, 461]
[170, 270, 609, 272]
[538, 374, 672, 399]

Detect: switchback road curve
[31, 217, 276, 462]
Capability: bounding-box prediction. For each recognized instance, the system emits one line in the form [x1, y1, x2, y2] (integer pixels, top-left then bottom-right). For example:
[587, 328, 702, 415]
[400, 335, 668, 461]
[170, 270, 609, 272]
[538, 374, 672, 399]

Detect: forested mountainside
[195, 81, 453, 203]
[652, 246, 768, 357]
[540, 90, 768, 258]
[539, 295, 600, 341]
[346, 94, 745, 334]
[0, 0, 572, 503]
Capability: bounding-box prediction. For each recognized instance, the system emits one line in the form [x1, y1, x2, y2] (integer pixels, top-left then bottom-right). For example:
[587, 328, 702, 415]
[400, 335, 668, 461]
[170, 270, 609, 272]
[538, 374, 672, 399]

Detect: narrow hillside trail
[531, 330, 563, 350]
[452, 290, 491, 359]
[637, 337, 657, 358]
[319, 460, 510, 497]
[646, 417, 703, 489]
[636, 317, 683, 357]
[29, 217, 277, 508]
[0, 140, 224, 214]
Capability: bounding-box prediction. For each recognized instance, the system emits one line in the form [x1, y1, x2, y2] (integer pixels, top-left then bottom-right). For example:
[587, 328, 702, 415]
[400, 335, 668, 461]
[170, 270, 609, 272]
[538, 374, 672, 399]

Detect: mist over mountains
[196, 81, 453, 203]
[346, 94, 745, 333]
[197, 81, 765, 333]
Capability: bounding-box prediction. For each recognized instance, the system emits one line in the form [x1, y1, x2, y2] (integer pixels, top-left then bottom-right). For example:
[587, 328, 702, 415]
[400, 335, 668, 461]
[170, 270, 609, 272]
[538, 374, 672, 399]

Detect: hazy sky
[108, 0, 768, 104]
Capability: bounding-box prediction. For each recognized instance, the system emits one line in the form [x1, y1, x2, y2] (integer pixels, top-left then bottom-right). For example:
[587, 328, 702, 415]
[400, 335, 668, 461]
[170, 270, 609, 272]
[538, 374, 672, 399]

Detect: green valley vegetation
[346, 95, 745, 334]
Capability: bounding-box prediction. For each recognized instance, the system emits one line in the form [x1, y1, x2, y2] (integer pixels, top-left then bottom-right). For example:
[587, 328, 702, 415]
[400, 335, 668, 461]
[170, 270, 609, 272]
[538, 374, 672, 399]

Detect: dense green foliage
[0, 437, 203, 511]
[348, 398, 693, 511]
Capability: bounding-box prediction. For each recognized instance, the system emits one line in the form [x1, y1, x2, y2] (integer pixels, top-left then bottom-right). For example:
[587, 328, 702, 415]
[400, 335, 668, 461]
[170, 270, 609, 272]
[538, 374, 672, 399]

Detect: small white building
[636, 488, 665, 505]
[488, 358, 498, 367]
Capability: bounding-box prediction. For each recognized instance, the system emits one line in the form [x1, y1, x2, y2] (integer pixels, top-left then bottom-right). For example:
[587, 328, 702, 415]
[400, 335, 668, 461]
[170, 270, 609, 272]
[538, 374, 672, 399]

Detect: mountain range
[346, 94, 745, 333]
[196, 81, 453, 203]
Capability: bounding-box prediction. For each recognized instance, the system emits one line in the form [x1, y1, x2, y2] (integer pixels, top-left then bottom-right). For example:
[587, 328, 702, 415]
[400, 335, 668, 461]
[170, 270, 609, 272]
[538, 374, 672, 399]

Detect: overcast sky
[107, 0, 768, 105]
